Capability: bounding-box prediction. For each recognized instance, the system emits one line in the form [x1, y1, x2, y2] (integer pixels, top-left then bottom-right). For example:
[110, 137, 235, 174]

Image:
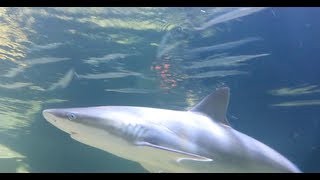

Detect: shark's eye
[67, 113, 77, 120]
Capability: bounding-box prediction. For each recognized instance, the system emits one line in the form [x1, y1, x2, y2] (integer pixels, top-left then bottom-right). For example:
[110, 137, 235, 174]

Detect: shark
[42, 87, 301, 173]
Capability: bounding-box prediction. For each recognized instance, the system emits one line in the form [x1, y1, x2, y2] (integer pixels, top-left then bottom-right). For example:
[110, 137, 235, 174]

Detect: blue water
[0, 7, 319, 172]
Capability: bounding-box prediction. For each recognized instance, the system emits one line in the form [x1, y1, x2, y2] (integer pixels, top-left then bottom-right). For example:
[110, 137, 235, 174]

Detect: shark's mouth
[70, 131, 78, 135]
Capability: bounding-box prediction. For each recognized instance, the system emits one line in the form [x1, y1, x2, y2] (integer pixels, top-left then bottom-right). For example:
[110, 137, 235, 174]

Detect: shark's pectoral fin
[189, 87, 231, 126]
[135, 141, 212, 163]
[136, 141, 213, 173]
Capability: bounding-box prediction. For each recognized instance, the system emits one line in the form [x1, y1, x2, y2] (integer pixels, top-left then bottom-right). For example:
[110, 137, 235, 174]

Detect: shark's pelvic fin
[190, 87, 231, 126]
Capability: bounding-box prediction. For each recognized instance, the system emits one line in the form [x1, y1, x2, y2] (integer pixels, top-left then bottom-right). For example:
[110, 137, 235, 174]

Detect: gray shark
[42, 87, 301, 173]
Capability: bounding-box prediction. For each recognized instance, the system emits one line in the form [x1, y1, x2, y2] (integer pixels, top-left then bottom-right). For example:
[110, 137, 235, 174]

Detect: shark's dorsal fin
[190, 87, 230, 126]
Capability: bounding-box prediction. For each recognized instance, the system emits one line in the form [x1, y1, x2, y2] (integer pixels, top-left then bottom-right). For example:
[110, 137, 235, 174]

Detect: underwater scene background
[0, 7, 319, 172]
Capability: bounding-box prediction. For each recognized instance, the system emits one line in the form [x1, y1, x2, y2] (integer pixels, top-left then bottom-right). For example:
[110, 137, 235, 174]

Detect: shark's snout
[43, 109, 58, 123]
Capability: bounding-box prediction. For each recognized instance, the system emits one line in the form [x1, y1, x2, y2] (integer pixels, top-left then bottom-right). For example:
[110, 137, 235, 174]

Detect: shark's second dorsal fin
[190, 87, 230, 126]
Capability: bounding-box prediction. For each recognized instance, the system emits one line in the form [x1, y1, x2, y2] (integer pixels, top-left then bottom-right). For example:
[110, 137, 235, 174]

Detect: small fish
[0, 82, 33, 89]
[186, 53, 269, 69]
[74, 70, 143, 80]
[269, 85, 320, 96]
[26, 57, 71, 66]
[28, 42, 63, 52]
[2, 66, 25, 78]
[83, 53, 138, 66]
[272, 100, 320, 107]
[194, 7, 268, 31]
[187, 70, 248, 79]
[47, 68, 74, 91]
[104, 88, 156, 94]
[2, 57, 71, 78]
[188, 37, 262, 54]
